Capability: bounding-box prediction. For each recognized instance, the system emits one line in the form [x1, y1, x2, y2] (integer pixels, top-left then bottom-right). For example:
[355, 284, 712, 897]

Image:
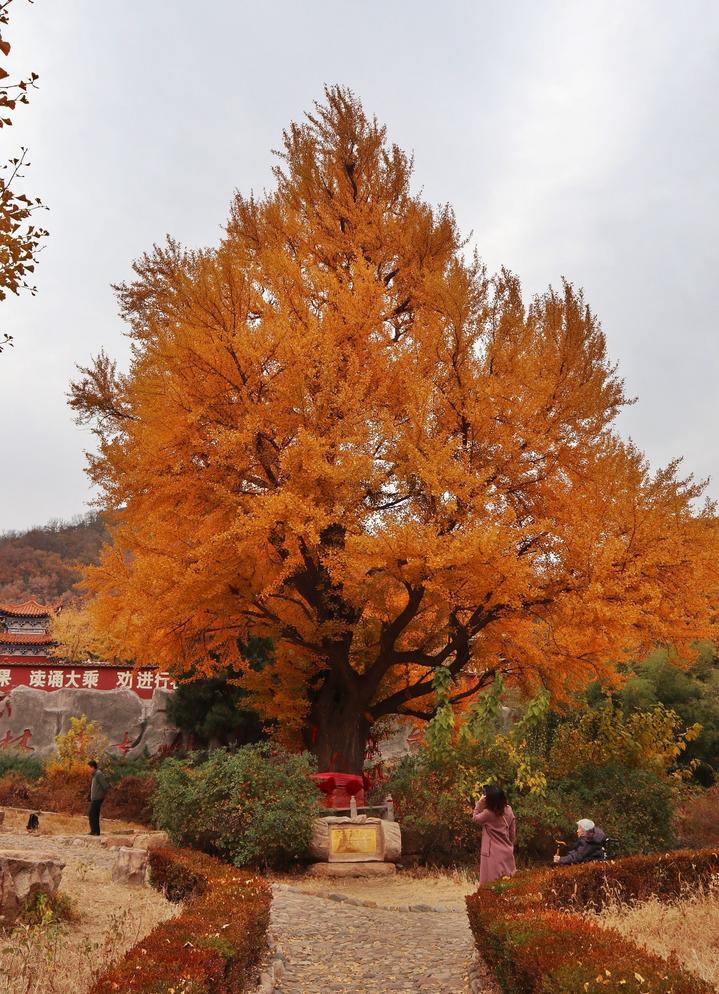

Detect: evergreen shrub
[383, 752, 479, 864]
[0, 752, 44, 780]
[153, 743, 320, 869]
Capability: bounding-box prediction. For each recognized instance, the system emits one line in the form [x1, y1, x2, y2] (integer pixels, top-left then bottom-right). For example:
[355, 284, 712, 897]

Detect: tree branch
[363, 583, 425, 700]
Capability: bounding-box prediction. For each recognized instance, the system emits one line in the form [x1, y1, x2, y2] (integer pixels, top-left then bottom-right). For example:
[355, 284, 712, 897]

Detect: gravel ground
[0, 827, 174, 994]
[266, 884, 474, 994]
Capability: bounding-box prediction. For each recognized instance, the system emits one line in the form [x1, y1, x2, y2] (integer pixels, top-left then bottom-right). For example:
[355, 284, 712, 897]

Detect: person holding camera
[472, 784, 516, 884]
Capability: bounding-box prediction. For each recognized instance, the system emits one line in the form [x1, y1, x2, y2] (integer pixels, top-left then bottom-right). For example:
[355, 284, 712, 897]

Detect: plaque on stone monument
[329, 823, 380, 861]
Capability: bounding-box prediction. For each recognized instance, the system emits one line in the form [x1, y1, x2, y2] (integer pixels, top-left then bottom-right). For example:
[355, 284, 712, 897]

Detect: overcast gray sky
[1, 1, 718, 532]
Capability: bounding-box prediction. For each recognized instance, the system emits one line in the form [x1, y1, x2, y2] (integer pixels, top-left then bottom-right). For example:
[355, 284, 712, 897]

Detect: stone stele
[0, 851, 65, 925]
[310, 816, 401, 863]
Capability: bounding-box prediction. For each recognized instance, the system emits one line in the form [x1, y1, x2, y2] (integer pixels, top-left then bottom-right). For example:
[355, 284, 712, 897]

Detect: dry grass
[0, 806, 142, 836]
[0, 855, 175, 993]
[273, 864, 478, 910]
[599, 880, 719, 991]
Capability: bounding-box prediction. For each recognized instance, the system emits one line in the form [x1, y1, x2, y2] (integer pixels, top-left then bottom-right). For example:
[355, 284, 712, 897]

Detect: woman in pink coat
[472, 785, 517, 884]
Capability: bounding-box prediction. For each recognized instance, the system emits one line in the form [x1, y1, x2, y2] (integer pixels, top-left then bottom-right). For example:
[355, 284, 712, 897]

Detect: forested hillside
[0, 515, 107, 605]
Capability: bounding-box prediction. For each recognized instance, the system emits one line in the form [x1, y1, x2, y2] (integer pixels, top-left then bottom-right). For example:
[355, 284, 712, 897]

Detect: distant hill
[0, 514, 108, 606]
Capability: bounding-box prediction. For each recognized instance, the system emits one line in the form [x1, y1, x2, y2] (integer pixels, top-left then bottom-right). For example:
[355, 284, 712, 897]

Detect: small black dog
[26, 812, 40, 831]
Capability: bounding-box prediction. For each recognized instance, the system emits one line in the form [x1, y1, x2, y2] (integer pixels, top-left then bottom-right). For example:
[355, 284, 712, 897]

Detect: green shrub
[382, 753, 478, 865]
[108, 752, 153, 781]
[0, 752, 44, 780]
[385, 754, 677, 864]
[549, 762, 675, 856]
[512, 791, 571, 862]
[152, 743, 320, 869]
[384, 753, 563, 866]
[383, 746, 572, 865]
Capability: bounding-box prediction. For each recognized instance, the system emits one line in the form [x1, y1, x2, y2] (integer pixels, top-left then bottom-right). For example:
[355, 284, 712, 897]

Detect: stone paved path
[3, 829, 481, 993]
[268, 886, 473, 994]
[0, 830, 119, 868]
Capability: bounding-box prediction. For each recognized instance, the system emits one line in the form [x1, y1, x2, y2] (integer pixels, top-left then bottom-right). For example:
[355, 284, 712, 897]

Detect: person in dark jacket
[553, 818, 607, 865]
[87, 759, 109, 836]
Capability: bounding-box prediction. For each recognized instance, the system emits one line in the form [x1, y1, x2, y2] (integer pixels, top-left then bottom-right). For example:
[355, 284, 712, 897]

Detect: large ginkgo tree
[70, 87, 719, 772]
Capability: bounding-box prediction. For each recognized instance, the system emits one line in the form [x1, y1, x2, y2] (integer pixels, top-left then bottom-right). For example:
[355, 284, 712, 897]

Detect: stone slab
[0, 850, 65, 924]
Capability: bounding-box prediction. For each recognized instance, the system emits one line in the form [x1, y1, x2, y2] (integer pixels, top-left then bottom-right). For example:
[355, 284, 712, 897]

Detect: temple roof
[0, 598, 54, 618]
[0, 632, 54, 645]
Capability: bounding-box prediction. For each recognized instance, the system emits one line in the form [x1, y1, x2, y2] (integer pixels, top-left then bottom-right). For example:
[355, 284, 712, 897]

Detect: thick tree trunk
[307, 671, 371, 774]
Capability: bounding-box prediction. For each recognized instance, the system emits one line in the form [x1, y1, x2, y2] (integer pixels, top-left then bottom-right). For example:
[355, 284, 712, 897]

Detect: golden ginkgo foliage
[51, 602, 127, 664]
[70, 87, 719, 772]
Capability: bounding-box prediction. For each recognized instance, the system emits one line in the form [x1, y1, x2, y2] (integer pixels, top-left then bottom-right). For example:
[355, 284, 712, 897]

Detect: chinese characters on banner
[0, 665, 175, 698]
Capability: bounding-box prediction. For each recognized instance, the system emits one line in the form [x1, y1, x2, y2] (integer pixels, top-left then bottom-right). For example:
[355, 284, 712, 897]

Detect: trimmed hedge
[89, 848, 271, 994]
[466, 848, 719, 994]
[523, 847, 719, 911]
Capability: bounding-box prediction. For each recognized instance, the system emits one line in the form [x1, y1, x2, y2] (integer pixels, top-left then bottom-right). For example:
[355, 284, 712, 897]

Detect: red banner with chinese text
[0, 660, 175, 699]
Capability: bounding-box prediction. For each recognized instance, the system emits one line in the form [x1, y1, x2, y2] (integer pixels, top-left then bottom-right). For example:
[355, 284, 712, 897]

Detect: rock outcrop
[0, 685, 177, 758]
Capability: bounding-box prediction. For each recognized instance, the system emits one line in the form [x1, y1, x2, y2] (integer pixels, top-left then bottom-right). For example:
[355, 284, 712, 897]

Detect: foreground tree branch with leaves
[0, 0, 47, 352]
[70, 87, 719, 772]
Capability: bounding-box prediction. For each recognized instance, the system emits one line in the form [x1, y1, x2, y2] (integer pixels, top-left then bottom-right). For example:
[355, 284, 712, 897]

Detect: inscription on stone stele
[329, 825, 380, 860]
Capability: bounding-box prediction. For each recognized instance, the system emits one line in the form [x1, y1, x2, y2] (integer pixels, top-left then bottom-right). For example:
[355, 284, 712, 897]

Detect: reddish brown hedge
[466, 848, 719, 994]
[517, 847, 719, 911]
[89, 848, 271, 994]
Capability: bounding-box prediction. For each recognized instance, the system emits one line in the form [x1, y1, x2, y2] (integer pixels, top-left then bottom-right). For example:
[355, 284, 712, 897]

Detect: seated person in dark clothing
[553, 818, 607, 865]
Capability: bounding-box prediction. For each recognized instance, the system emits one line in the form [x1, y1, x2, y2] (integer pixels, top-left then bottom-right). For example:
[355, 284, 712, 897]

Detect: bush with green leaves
[382, 750, 478, 864]
[152, 743, 320, 869]
[383, 672, 556, 865]
[108, 751, 153, 781]
[0, 752, 44, 780]
[548, 762, 676, 856]
[617, 644, 719, 781]
[383, 668, 687, 865]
